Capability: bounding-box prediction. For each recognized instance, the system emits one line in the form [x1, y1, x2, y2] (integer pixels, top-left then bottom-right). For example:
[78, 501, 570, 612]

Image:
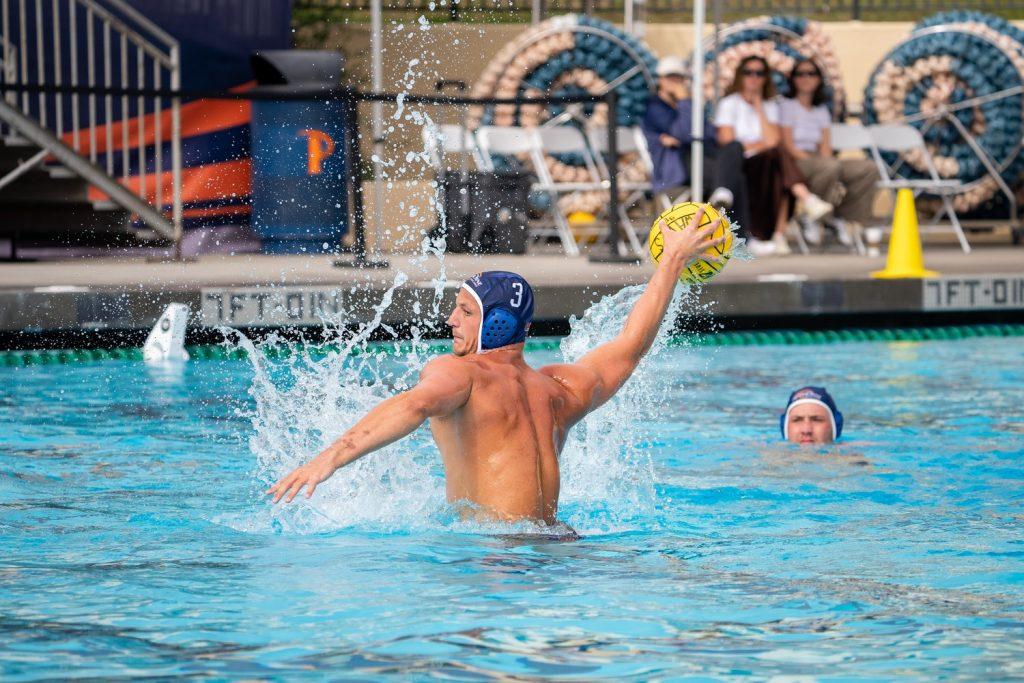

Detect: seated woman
[780, 58, 879, 247]
[714, 56, 832, 255]
[641, 56, 751, 232]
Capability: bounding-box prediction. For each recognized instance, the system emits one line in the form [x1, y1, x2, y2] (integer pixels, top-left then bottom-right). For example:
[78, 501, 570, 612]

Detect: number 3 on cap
[510, 282, 523, 308]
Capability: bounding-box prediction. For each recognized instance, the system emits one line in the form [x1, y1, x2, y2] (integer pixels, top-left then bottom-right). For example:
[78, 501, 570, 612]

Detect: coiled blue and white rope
[863, 11, 1024, 213]
[697, 16, 846, 118]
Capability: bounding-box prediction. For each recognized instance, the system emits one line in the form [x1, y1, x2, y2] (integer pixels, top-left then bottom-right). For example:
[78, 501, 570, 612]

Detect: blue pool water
[2, 332, 1023, 679]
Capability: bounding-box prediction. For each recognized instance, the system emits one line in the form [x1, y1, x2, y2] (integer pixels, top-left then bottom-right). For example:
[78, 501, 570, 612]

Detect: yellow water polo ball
[648, 202, 733, 285]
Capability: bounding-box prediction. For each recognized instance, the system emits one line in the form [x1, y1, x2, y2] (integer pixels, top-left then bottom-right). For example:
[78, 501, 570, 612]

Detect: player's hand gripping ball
[648, 202, 733, 284]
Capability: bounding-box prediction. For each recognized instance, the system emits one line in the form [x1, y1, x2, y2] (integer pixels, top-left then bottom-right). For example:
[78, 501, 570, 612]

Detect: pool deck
[1, 243, 1022, 347]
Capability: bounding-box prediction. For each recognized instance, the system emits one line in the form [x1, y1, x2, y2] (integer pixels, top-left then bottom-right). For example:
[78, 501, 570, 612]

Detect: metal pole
[170, 43, 182, 259]
[607, 90, 618, 246]
[336, 88, 388, 269]
[588, 90, 638, 263]
[349, 93, 366, 260]
[436, 80, 470, 218]
[712, 0, 721, 106]
[370, 0, 384, 255]
[531, 0, 542, 25]
[53, 0, 62, 137]
[690, 0, 705, 203]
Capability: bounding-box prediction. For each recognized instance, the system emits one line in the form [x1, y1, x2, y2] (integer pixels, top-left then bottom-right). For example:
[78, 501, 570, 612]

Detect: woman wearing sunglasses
[780, 58, 878, 248]
[714, 56, 832, 255]
[641, 56, 751, 232]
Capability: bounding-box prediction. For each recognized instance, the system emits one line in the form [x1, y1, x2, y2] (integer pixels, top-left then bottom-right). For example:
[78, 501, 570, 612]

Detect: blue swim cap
[780, 386, 844, 440]
[461, 271, 534, 352]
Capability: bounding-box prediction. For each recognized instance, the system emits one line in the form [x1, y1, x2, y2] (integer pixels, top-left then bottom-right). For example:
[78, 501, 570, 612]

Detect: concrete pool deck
[1, 243, 1022, 347]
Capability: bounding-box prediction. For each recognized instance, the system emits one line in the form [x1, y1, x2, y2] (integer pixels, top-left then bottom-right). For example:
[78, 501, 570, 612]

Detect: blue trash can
[250, 50, 347, 254]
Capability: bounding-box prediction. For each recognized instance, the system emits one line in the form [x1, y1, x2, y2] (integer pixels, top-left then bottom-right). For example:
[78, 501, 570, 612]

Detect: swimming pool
[2, 330, 1022, 679]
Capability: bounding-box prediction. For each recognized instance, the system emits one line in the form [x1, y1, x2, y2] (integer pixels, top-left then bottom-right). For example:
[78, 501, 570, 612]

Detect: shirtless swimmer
[267, 208, 726, 525]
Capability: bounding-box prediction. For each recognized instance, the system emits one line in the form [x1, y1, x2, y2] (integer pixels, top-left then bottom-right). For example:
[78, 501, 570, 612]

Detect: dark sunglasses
[794, 69, 820, 77]
[742, 68, 767, 77]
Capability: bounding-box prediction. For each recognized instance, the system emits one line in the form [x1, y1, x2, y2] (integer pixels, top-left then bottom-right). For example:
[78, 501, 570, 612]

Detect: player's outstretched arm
[557, 209, 725, 412]
[266, 357, 472, 503]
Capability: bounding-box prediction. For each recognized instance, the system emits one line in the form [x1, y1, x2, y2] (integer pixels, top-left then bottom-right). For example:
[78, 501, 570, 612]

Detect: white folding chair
[830, 122, 875, 152]
[422, 123, 484, 244]
[828, 123, 881, 256]
[867, 123, 971, 253]
[588, 127, 674, 209]
[534, 126, 610, 192]
[422, 123, 485, 171]
[476, 125, 580, 256]
[586, 126, 665, 254]
[535, 126, 638, 252]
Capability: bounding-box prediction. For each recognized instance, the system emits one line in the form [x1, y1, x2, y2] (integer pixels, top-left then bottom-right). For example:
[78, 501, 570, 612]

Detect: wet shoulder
[537, 362, 597, 411]
[420, 354, 479, 383]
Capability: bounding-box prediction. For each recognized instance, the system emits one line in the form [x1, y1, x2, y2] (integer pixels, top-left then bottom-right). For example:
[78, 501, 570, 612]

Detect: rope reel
[469, 15, 658, 217]
[863, 11, 1024, 214]
[696, 16, 847, 118]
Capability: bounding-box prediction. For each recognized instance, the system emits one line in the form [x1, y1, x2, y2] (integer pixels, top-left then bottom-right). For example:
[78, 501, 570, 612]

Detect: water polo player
[268, 209, 726, 525]
[781, 386, 844, 445]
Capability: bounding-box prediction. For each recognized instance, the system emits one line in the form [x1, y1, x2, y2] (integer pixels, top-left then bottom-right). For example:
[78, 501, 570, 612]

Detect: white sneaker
[747, 238, 777, 256]
[799, 193, 833, 223]
[802, 218, 823, 246]
[708, 186, 734, 210]
[830, 218, 854, 247]
[772, 231, 793, 255]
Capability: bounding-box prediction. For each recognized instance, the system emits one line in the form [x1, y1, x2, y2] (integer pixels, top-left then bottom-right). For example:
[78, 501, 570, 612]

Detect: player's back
[428, 349, 573, 523]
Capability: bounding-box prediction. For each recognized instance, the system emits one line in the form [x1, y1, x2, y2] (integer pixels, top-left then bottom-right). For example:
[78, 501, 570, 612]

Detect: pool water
[2, 333, 1023, 679]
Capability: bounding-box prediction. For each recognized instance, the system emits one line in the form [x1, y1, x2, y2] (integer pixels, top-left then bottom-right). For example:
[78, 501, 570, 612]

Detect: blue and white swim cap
[780, 386, 844, 440]
[461, 271, 534, 352]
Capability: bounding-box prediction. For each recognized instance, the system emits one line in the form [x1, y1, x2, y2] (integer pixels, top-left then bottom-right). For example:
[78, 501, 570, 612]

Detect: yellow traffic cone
[872, 188, 938, 279]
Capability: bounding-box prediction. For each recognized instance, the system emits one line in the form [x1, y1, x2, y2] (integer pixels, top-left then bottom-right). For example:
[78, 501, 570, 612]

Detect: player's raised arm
[563, 208, 725, 411]
[267, 356, 472, 503]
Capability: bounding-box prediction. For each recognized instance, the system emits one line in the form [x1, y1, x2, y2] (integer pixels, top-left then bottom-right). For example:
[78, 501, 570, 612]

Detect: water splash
[226, 275, 444, 535]
[225, 273, 711, 537]
[556, 284, 705, 533]
[222, 10, 720, 537]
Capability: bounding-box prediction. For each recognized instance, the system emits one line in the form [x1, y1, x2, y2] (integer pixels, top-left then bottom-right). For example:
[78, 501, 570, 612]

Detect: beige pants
[796, 156, 878, 225]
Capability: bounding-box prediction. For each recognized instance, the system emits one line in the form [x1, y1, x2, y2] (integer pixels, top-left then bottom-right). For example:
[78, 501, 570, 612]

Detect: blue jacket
[641, 95, 717, 192]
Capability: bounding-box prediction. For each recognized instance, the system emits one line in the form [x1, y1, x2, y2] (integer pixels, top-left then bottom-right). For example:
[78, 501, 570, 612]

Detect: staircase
[0, 134, 130, 249]
[0, 0, 181, 256]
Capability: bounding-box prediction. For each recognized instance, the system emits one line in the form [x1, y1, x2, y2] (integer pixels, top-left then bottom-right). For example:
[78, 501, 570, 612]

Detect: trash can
[250, 50, 347, 254]
[439, 170, 531, 254]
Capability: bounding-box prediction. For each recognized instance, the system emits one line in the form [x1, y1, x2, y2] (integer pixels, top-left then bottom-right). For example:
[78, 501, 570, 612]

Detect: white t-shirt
[779, 97, 832, 152]
[713, 93, 780, 144]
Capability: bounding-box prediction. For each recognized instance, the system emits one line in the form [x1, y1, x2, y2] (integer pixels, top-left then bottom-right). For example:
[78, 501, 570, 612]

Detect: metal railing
[0, 0, 181, 242]
[295, 0, 1024, 21]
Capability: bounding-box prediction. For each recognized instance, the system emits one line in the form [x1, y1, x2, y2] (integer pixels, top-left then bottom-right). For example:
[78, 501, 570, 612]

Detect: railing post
[852, 0, 861, 20]
[348, 90, 366, 259]
[19, 0, 29, 114]
[588, 89, 639, 263]
[2, 0, 180, 246]
[170, 42, 183, 259]
[531, 0, 544, 24]
[606, 90, 618, 246]
[335, 88, 388, 269]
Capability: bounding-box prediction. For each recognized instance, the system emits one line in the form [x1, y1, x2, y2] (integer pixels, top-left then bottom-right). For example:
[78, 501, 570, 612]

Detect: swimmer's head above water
[449, 271, 534, 356]
[781, 386, 843, 445]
